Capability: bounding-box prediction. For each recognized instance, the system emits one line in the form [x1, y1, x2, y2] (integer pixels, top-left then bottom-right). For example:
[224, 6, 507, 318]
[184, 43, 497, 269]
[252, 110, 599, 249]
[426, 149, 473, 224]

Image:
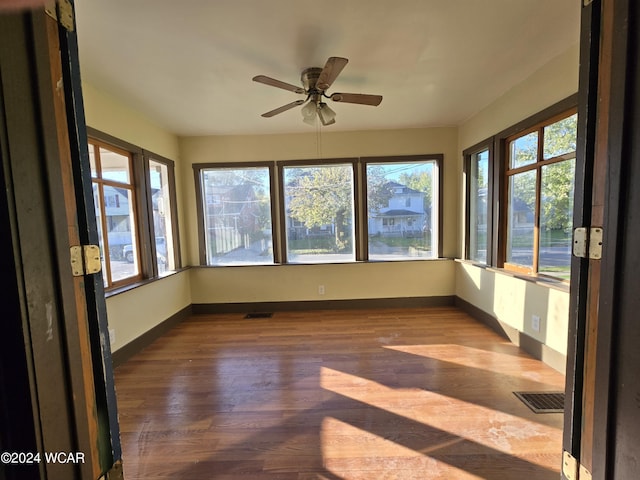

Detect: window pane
[366, 161, 437, 260]
[507, 170, 536, 268]
[149, 160, 175, 273]
[100, 147, 131, 183]
[469, 150, 488, 263]
[509, 131, 538, 168]
[283, 164, 355, 263]
[201, 167, 273, 265]
[104, 187, 139, 282]
[539, 158, 575, 279]
[543, 113, 578, 160]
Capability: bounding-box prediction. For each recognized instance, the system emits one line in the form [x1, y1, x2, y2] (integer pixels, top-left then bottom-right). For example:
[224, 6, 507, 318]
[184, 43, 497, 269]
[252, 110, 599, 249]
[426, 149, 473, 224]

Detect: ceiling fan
[252, 57, 383, 126]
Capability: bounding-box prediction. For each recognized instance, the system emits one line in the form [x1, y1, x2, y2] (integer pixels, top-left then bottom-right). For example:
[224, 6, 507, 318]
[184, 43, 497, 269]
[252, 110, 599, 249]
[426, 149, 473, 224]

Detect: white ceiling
[74, 0, 580, 136]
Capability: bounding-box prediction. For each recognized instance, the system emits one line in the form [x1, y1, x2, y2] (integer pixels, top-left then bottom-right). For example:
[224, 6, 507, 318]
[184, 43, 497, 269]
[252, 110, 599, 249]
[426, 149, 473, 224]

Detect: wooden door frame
[563, 0, 637, 478]
[0, 5, 121, 480]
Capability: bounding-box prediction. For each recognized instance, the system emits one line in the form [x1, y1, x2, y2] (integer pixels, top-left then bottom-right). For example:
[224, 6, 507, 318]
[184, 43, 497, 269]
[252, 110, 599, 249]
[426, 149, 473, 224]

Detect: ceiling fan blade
[330, 93, 383, 106]
[253, 75, 305, 94]
[316, 57, 348, 91]
[261, 99, 305, 118]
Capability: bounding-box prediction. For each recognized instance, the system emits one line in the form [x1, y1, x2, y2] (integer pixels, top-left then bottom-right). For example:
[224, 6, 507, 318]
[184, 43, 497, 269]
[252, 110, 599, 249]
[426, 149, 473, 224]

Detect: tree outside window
[505, 111, 577, 280]
[283, 164, 356, 263]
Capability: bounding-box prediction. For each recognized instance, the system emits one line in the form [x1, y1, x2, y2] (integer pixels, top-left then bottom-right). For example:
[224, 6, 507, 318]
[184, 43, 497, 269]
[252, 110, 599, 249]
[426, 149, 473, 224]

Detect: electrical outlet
[318, 285, 325, 295]
[531, 315, 541, 332]
[108, 328, 116, 345]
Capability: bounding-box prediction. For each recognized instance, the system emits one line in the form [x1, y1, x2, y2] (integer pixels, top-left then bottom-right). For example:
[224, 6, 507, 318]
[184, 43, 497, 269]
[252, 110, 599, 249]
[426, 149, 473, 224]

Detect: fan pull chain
[316, 116, 322, 160]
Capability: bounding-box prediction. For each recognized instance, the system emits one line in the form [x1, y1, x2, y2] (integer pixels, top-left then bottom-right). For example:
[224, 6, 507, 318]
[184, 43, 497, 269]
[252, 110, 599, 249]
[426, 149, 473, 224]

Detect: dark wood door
[564, 0, 640, 478]
[0, 5, 121, 480]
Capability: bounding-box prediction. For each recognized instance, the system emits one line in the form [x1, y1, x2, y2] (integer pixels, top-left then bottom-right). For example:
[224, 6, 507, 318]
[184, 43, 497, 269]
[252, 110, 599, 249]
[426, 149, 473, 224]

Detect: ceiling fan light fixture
[301, 100, 317, 125]
[318, 102, 336, 126]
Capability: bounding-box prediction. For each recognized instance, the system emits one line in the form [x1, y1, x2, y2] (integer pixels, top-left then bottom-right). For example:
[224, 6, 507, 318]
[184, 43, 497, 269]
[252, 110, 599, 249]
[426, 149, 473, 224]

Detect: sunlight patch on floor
[320, 366, 562, 469]
[384, 344, 564, 381]
[320, 417, 482, 480]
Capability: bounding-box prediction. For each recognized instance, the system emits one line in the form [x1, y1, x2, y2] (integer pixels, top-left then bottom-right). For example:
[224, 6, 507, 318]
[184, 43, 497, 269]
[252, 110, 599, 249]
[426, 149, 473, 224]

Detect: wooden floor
[115, 307, 565, 479]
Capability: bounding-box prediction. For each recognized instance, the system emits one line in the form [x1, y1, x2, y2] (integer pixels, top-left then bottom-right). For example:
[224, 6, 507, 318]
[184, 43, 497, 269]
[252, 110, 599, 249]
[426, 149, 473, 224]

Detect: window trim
[143, 150, 182, 272]
[193, 161, 278, 266]
[361, 154, 444, 261]
[88, 131, 144, 288]
[193, 154, 444, 267]
[277, 158, 360, 264]
[495, 97, 578, 279]
[463, 139, 494, 265]
[88, 128, 181, 289]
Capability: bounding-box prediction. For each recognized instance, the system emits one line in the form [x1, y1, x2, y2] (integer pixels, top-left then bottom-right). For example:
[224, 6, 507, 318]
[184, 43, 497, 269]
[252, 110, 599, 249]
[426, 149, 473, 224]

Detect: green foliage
[287, 166, 353, 251]
[509, 114, 577, 232]
[541, 160, 575, 230]
[366, 166, 394, 212]
[288, 166, 352, 227]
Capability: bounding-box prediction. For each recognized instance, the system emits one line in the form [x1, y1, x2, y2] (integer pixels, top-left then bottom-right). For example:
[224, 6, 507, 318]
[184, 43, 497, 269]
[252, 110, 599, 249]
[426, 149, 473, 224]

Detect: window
[281, 162, 356, 263]
[504, 110, 577, 279]
[89, 130, 181, 289]
[364, 156, 441, 261]
[194, 154, 442, 266]
[148, 156, 180, 273]
[89, 140, 141, 287]
[464, 143, 492, 264]
[197, 164, 275, 265]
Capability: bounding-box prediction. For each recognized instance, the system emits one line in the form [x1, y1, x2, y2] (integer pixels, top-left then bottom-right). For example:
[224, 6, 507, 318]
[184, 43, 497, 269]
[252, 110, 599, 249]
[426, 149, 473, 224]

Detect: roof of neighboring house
[385, 181, 423, 195]
[376, 209, 424, 216]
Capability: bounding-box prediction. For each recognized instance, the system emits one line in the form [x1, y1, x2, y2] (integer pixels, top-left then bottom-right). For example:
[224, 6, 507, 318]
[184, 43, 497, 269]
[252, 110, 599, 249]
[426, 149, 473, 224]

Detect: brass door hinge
[563, 452, 592, 480]
[44, 0, 75, 32]
[563, 452, 578, 480]
[579, 464, 593, 480]
[70, 245, 102, 276]
[573, 227, 603, 259]
[102, 461, 124, 480]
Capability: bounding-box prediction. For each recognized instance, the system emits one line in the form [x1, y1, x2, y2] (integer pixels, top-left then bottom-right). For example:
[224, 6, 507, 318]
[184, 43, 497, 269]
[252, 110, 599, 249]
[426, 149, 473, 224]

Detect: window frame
[463, 139, 494, 265]
[361, 154, 444, 261]
[193, 161, 279, 266]
[496, 101, 578, 279]
[143, 150, 182, 273]
[276, 158, 360, 264]
[88, 128, 181, 290]
[193, 154, 444, 267]
[88, 133, 144, 288]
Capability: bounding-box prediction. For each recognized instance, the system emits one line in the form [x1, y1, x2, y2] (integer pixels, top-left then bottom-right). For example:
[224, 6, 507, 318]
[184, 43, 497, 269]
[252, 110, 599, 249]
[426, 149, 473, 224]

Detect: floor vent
[514, 391, 565, 413]
[244, 312, 273, 319]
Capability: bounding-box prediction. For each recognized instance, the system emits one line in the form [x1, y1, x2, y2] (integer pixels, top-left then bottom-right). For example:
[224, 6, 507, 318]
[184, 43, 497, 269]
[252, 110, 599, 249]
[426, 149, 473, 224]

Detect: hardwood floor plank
[116, 307, 564, 479]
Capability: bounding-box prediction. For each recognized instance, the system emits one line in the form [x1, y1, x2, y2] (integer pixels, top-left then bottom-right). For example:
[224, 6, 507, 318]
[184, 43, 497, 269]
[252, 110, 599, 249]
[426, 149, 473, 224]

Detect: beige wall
[82, 82, 180, 160]
[105, 271, 191, 351]
[191, 260, 455, 304]
[456, 43, 579, 359]
[83, 82, 192, 350]
[180, 127, 459, 304]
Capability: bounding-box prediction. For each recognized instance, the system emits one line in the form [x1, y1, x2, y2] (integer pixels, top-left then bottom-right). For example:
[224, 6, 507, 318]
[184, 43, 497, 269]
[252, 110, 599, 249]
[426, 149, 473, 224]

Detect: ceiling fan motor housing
[301, 67, 323, 92]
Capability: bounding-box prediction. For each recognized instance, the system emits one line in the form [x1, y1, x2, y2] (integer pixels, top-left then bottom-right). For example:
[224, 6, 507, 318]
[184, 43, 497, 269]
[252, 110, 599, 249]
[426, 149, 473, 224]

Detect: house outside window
[364, 156, 441, 261]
